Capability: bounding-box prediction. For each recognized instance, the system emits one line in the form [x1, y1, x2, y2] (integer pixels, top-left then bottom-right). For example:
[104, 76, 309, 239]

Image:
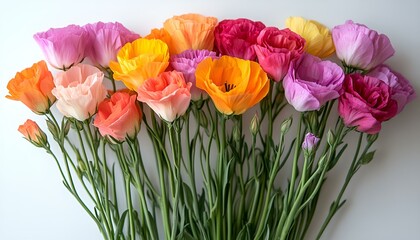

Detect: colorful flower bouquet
[6, 14, 415, 240]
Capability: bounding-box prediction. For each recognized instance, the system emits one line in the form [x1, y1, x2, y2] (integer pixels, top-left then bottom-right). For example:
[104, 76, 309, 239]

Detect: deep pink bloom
[283, 53, 344, 111]
[52, 64, 107, 121]
[338, 73, 398, 134]
[170, 49, 218, 100]
[137, 71, 191, 122]
[84, 22, 140, 68]
[368, 65, 416, 113]
[34, 24, 89, 70]
[254, 27, 305, 81]
[332, 20, 395, 71]
[214, 18, 265, 60]
[94, 91, 142, 142]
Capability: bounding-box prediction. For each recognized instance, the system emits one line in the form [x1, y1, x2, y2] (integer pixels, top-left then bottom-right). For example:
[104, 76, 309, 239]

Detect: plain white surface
[1, 0, 419, 239]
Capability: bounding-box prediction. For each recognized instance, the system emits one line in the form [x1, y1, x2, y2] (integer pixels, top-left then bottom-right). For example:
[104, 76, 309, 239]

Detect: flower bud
[302, 132, 320, 156]
[280, 117, 293, 134]
[327, 130, 335, 146]
[367, 133, 379, 143]
[18, 119, 48, 148]
[250, 114, 260, 136]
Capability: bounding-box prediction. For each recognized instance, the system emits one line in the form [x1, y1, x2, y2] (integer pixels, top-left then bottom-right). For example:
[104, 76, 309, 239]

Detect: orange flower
[145, 28, 172, 52]
[163, 13, 218, 55]
[196, 56, 269, 115]
[6, 60, 55, 114]
[18, 119, 48, 147]
[109, 38, 170, 91]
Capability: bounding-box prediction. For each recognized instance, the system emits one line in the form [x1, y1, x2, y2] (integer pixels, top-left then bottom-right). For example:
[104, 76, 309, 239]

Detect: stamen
[224, 82, 236, 92]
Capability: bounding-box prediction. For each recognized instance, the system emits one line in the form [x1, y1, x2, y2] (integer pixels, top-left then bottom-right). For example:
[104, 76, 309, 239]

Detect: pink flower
[368, 65, 416, 113]
[214, 18, 265, 60]
[94, 91, 142, 142]
[137, 71, 191, 122]
[170, 49, 218, 100]
[34, 24, 89, 70]
[338, 73, 398, 134]
[254, 27, 305, 81]
[302, 132, 320, 153]
[283, 53, 344, 111]
[52, 64, 107, 121]
[332, 20, 395, 71]
[84, 22, 140, 68]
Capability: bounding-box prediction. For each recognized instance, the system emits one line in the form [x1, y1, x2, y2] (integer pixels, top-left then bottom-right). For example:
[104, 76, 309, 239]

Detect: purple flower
[84, 22, 140, 68]
[302, 132, 320, 153]
[368, 65, 416, 113]
[34, 24, 89, 70]
[332, 20, 395, 71]
[283, 53, 345, 112]
[170, 49, 218, 100]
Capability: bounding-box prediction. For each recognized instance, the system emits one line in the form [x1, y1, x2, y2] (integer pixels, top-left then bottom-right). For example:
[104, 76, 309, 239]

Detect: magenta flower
[254, 27, 305, 81]
[84, 22, 140, 68]
[332, 20, 395, 71]
[283, 54, 344, 112]
[338, 73, 398, 134]
[170, 49, 218, 100]
[214, 18, 265, 60]
[34, 24, 89, 70]
[302, 132, 320, 153]
[368, 65, 416, 114]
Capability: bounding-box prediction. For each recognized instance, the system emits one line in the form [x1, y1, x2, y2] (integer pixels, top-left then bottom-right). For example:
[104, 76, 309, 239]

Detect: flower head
[137, 71, 191, 122]
[214, 18, 266, 60]
[109, 38, 170, 91]
[195, 55, 269, 115]
[94, 91, 142, 142]
[34, 24, 89, 70]
[6, 61, 56, 114]
[163, 13, 218, 55]
[84, 22, 140, 68]
[332, 20, 395, 71]
[286, 16, 335, 58]
[283, 53, 344, 111]
[367, 65, 416, 113]
[18, 119, 48, 148]
[338, 73, 398, 134]
[253, 27, 305, 81]
[52, 64, 107, 121]
[302, 132, 320, 154]
[170, 49, 219, 100]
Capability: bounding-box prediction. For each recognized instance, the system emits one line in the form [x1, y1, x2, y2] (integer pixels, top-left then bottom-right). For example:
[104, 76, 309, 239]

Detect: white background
[1, 0, 419, 239]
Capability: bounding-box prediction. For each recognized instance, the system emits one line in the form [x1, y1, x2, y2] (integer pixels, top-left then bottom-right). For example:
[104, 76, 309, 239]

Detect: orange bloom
[6, 60, 55, 114]
[18, 119, 48, 147]
[196, 56, 269, 115]
[145, 28, 172, 52]
[109, 38, 170, 91]
[163, 13, 218, 55]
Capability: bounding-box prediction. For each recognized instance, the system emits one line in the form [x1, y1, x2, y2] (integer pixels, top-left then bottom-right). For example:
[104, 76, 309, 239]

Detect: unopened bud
[302, 132, 320, 156]
[250, 114, 260, 136]
[18, 119, 48, 148]
[367, 133, 379, 143]
[280, 117, 292, 134]
[327, 130, 335, 146]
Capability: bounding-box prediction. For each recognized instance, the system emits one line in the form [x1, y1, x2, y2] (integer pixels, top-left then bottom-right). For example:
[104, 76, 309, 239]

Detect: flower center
[224, 82, 236, 92]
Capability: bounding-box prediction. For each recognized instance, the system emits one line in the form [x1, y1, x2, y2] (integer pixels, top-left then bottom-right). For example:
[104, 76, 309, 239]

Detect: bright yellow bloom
[109, 38, 169, 91]
[285, 16, 335, 58]
[195, 56, 269, 115]
[163, 13, 218, 55]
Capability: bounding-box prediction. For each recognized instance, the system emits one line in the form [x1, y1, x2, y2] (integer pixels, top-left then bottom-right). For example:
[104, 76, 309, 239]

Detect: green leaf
[360, 151, 376, 165]
[114, 210, 129, 239]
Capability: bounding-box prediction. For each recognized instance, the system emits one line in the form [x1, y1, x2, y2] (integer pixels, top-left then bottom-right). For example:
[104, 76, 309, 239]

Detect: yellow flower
[163, 13, 218, 55]
[145, 28, 172, 52]
[195, 56, 269, 115]
[285, 16, 335, 58]
[109, 38, 169, 91]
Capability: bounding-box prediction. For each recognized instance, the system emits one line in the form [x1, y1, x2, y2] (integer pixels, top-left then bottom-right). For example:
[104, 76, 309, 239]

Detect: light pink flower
[137, 71, 191, 122]
[368, 65, 416, 113]
[338, 73, 397, 134]
[170, 49, 218, 100]
[34, 24, 89, 70]
[283, 53, 344, 111]
[52, 64, 107, 121]
[94, 91, 142, 141]
[84, 22, 140, 68]
[254, 27, 305, 81]
[332, 20, 395, 71]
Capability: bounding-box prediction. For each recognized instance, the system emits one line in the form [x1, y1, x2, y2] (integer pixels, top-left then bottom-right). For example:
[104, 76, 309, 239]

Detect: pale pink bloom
[137, 71, 191, 122]
[52, 64, 107, 121]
